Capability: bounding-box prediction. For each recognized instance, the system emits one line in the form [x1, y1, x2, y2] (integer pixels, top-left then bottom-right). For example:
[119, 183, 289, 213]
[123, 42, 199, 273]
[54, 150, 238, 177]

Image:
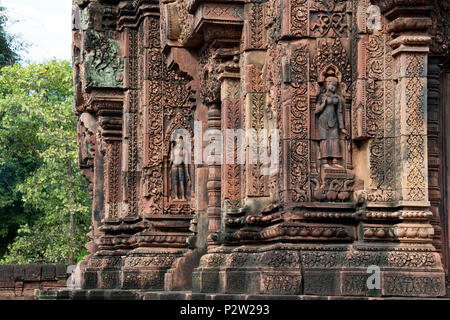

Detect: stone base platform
[191, 244, 447, 297]
[34, 289, 450, 300]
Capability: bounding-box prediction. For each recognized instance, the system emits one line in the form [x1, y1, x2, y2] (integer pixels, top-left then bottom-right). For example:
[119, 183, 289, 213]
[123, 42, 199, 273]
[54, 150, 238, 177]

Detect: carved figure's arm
[184, 149, 191, 183]
[337, 98, 348, 136]
[315, 94, 326, 114]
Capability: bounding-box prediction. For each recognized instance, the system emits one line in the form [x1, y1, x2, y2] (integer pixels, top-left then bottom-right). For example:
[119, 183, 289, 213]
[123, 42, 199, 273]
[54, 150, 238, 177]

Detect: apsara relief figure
[170, 135, 191, 201]
[315, 77, 348, 168]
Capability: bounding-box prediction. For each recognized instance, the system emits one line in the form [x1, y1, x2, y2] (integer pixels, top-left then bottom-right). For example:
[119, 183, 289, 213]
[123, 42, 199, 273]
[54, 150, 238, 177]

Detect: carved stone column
[206, 102, 222, 246]
[219, 54, 245, 245]
[197, 49, 223, 248]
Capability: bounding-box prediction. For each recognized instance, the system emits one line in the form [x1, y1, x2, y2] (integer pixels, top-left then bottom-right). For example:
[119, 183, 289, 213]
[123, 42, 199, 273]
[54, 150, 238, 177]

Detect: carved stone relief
[72, 0, 447, 298]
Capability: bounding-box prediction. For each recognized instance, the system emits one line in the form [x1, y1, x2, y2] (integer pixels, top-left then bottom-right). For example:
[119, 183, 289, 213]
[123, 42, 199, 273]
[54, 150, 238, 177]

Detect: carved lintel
[373, 0, 432, 16]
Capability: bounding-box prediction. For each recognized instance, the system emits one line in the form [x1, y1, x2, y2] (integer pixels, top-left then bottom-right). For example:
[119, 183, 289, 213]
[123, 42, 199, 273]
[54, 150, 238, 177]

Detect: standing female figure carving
[315, 79, 348, 168]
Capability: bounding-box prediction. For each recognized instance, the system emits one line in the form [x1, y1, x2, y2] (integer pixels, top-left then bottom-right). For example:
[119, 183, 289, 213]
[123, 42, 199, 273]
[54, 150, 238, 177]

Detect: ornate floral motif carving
[87, 256, 122, 269]
[341, 273, 370, 295]
[387, 252, 435, 268]
[124, 255, 177, 268]
[302, 251, 340, 268]
[127, 91, 139, 217]
[106, 141, 122, 219]
[175, 0, 193, 44]
[383, 274, 444, 296]
[248, 93, 267, 197]
[263, 250, 300, 268]
[262, 274, 301, 294]
[291, 139, 310, 202]
[202, 3, 243, 20]
[310, 0, 349, 37]
[365, 29, 397, 201]
[248, 3, 265, 49]
[289, 44, 310, 202]
[290, 0, 308, 37]
[245, 64, 265, 93]
[430, 0, 450, 57]
[405, 54, 426, 201]
[310, 38, 351, 88]
[223, 99, 242, 201]
[199, 47, 221, 105]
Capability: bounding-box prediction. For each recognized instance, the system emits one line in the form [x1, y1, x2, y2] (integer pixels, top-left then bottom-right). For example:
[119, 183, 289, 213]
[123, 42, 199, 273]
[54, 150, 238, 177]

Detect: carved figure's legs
[180, 183, 186, 201]
[172, 166, 188, 200]
[172, 167, 180, 200]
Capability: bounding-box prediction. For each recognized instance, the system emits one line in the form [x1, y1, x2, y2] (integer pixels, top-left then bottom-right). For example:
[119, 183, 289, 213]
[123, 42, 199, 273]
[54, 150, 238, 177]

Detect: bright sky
[2, 0, 72, 63]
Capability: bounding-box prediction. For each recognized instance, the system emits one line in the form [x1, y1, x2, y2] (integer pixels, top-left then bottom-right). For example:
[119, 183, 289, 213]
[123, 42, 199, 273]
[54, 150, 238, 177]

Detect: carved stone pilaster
[427, 58, 444, 262]
[377, 1, 431, 206]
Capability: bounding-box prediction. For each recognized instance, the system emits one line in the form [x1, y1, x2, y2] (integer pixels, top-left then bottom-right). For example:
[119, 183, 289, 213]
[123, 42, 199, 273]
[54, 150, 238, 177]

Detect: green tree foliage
[0, 3, 28, 258]
[0, 60, 91, 264]
[0, 4, 19, 66]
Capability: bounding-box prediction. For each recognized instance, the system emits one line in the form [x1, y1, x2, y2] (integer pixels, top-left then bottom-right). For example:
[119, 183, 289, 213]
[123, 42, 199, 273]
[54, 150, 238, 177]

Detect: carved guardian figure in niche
[170, 135, 191, 201]
[315, 78, 348, 168]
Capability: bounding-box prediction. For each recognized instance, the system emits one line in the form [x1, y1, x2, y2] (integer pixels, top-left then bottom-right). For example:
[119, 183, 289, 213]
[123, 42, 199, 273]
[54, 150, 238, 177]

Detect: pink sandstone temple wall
[59, 0, 450, 298]
[0, 265, 68, 299]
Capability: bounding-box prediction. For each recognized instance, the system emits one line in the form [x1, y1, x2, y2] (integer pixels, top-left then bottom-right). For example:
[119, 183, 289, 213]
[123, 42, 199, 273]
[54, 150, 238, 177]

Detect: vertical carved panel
[245, 61, 269, 198]
[222, 98, 243, 201]
[142, 17, 164, 217]
[162, 62, 193, 211]
[247, 92, 268, 197]
[365, 28, 396, 202]
[266, 43, 285, 204]
[105, 141, 122, 220]
[142, 79, 163, 215]
[126, 28, 139, 217]
[289, 44, 310, 202]
[405, 54, 426, 201]
[126, 90, 139, 217]
[141, 15, 193, 216]
[246, 3, 266, 50]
